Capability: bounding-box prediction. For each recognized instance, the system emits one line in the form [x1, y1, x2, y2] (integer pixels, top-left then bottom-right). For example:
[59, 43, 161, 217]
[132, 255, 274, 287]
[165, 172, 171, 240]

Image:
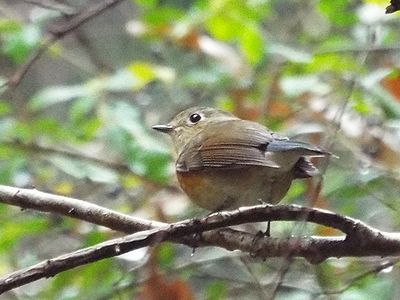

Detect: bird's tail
[266, 140, 330, 157]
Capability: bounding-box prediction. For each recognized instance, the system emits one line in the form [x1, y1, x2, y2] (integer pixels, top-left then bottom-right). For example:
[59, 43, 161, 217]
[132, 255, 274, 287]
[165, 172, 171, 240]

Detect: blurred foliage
[1, 0, 400, 299]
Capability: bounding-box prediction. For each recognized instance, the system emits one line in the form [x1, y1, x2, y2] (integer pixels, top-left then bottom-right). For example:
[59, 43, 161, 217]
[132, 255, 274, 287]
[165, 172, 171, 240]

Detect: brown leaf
[138, 247, 195, 300]
[139, 273, 195, 300]
[382, 71, 400, 101]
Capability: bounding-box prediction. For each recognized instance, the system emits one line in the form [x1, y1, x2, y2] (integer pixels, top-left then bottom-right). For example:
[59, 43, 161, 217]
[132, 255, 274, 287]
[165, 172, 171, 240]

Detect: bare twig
[268, 257, 293, 300]
[22, 0, 77, 15]
[5, 140, 129, 174]
[3, 140, 162, 186]
[321, 260, 398, 295]
[2, 0, 126, 91]
[4, 35, 57, 89]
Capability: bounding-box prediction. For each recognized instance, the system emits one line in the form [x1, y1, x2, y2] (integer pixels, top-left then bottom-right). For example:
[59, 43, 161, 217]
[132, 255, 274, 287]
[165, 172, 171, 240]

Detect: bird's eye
[189, 113, 202, 123]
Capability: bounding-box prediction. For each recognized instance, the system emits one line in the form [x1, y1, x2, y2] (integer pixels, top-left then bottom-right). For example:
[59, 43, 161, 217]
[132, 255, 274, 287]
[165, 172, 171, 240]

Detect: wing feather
[175, 119, 328, 172]
[176, 120, 280, 171]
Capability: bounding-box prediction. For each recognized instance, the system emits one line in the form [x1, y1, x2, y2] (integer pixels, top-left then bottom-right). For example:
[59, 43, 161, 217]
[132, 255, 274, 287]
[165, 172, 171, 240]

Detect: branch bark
[1, 184, 400, 294]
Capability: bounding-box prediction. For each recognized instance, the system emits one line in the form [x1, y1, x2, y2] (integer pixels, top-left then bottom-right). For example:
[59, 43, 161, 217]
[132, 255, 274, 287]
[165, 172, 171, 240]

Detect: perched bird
[153, 107, 329, 211]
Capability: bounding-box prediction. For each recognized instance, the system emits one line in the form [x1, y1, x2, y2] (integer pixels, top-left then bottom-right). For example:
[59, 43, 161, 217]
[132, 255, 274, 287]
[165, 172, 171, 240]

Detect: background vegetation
[1, 0, 400, 299]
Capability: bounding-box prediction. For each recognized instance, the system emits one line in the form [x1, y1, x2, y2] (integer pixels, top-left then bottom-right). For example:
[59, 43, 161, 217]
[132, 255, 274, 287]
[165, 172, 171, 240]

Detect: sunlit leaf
[1, 24, 41, 64]
[319, 0, 357, 26]
[143, 7, 184, 25]
[238, 24, 264, 65]
[0, 18, 21, 33]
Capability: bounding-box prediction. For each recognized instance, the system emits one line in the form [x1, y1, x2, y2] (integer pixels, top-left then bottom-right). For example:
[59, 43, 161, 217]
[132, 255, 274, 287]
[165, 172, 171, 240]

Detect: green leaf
[70, 116, 102, 141]
[128, 62, 157, 88]
[0, 154, 26, 184]
[127, 62, 175, 90]
[1, 24, 41, 64]
[157, 243, 175, 269]
[0, 18, 21, 33]
[0, 217, 49, 251]
[143, 7, 184, 25]
[69, 97, 96, 124]
[351, 92, 371, 115]
[103, 102, 171, 182]
[238, 24, 264, 65]
[134, 0, 158, 8]
[0, 101, 11, 115]
[318, 0, 357, 27]
[30, 85, 87, 110]
[307, 54, 364, 74]
[206, 280, 226, 300]
[206, 15, 241, 41]
[341, 274, 393, 300]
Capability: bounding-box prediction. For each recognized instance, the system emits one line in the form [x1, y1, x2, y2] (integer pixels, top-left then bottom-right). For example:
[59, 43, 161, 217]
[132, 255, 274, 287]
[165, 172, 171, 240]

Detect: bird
[152, 106, 329, 211]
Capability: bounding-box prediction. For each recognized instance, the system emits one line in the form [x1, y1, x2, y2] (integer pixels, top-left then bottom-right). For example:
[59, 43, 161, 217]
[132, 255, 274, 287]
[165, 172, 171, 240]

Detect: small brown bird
[153, 107, 329, 211]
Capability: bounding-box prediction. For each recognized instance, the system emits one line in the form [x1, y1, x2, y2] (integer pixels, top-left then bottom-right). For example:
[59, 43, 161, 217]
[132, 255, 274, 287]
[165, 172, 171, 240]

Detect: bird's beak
[152, 124, 174, 133]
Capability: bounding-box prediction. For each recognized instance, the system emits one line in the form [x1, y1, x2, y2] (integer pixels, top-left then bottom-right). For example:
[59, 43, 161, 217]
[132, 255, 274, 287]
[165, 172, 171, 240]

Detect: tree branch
[1, 184, 400, 293]
[0, 185, 163, 232]
[1, 0, 126, 91]
[22, 0, 77, 15]
[3, 140, 162, 186]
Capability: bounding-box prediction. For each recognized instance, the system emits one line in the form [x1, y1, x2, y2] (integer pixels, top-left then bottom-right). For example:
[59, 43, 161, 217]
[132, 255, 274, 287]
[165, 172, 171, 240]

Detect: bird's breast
[176, 166, 294, 211]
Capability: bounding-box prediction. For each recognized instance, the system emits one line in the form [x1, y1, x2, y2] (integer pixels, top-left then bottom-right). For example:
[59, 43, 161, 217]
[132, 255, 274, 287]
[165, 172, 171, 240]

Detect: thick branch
[2, 184, 400, 293]
[0, 185, 164, 232]
[0, 185, 378, 236]
[1, 206, 400, 293]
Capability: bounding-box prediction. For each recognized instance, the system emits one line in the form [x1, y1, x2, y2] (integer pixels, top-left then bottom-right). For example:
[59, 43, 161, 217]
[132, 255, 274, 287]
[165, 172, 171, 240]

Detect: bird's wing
[176, 120, 330, 172]
[176, 120, 283, 172]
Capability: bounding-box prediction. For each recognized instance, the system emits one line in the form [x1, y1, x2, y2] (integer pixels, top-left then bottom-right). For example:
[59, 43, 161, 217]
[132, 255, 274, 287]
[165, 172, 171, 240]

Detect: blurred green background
[1, 0, 400, 299]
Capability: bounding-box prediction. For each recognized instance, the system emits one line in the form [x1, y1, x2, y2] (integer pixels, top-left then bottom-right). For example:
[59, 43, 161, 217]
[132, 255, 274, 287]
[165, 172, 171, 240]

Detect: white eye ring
[189, 113, 202, 123]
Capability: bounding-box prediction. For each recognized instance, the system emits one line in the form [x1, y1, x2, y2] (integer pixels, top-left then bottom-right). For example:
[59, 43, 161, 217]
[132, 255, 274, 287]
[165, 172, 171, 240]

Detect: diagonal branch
[3, 140, 162, 186]
[2, 0, 126, 91]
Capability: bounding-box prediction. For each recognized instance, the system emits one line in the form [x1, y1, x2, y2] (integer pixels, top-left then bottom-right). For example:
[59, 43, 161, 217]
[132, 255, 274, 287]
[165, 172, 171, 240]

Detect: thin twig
[3, 140, 162, 186]
[321, 259, 399, 295]
[5, 35, 57, 89]
[268, 257, 293, 300]
[2, 0, 126, 91]
[22, 0, 77, 15]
